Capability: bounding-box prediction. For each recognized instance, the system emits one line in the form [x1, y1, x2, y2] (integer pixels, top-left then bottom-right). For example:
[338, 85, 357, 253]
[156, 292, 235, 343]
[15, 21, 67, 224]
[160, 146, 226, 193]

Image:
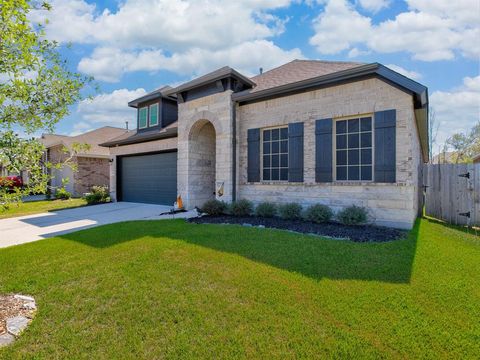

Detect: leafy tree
[444, 121, 480, 163]
[0, 0, 92, 206]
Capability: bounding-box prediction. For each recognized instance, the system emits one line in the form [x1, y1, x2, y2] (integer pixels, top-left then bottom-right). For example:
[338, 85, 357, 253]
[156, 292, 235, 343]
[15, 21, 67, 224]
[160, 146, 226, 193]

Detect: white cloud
[310, 0, 480, 61]
[347, 47, 370, 58]
[69, 121, 93, 136]
[357, 0, 390, 13]
[430, 76, 480, 149]
[32, 0, 301, 82]
[78, 40, 302, 82]
[385, 64, 422, 80]
[76, 88, 147, 128]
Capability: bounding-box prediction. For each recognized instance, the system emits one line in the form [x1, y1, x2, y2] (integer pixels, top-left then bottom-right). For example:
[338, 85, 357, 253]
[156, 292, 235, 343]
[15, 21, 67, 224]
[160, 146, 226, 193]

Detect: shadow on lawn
[59, 219, 420, 284]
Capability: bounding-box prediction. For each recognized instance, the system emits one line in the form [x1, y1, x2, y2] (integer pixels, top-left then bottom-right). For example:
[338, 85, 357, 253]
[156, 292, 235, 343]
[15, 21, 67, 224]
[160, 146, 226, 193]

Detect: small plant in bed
[55, 187, 71, 200]
[84, 185, 110, 205]
[278, 202, 303, 220]
[230, 199, 254, 216]
[201, 199, 228, 216]
[304, 204, 333, 223]
[337, 205, 369, 226]
[255, 202, 277, 218]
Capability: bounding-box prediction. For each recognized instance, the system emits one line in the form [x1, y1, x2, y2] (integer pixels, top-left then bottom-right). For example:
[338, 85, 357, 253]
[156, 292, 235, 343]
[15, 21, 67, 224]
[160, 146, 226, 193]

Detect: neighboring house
[474, 154, 480, 164]
[101, 60, 429, 229]
[41, 127, 127, 196]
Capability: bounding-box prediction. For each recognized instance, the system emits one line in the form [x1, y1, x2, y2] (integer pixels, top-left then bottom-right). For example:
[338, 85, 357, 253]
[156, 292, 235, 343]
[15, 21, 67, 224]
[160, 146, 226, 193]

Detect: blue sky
[32, 0, 479, 153]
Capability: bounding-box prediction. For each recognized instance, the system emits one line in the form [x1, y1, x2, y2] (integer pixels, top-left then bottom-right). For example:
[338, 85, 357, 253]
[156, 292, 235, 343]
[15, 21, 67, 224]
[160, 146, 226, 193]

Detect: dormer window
[138, 107, 148, 129]
[149, 104, 159, 127]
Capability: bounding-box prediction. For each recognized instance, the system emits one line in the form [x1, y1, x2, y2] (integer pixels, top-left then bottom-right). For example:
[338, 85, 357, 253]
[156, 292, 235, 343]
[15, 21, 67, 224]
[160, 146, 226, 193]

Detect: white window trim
[260, 125, 289, 183]
[138, 106, 148, 129]
[149, 103, 159, 127]
[333, 114, 375, 183]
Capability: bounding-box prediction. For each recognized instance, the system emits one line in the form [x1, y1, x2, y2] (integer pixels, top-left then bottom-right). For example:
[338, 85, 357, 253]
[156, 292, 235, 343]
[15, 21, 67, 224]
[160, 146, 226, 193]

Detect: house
[100, 60, 429, 229]
[473, 154, 480, 164]
[41, 127, 127, 196]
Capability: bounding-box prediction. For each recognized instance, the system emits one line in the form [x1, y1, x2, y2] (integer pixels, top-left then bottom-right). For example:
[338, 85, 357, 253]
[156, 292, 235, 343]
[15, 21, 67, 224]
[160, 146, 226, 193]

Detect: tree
[444, 121, 480, 164]
[428, 108, 439, 162]
[0, 0, 92, 205]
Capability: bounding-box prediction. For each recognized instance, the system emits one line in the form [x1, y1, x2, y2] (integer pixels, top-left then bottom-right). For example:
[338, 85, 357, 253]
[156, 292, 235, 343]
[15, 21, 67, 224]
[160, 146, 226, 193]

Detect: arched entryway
[188, 120, 216, 208]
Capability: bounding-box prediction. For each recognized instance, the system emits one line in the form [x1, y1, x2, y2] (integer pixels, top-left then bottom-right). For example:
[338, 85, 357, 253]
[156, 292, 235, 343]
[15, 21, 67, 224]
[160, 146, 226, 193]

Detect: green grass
[0, 218, 478, 359]
[0, 199, 87, 219]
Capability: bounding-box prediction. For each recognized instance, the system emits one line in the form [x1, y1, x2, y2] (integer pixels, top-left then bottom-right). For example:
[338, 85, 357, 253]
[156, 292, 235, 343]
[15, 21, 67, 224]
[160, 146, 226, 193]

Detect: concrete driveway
[0, 202, 196, 248]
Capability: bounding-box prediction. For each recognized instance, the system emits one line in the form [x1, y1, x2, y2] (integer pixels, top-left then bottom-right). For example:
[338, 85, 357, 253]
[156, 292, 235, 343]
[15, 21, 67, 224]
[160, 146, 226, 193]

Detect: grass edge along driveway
[0, 218, 478, 359]
[0, 199, 87, 219]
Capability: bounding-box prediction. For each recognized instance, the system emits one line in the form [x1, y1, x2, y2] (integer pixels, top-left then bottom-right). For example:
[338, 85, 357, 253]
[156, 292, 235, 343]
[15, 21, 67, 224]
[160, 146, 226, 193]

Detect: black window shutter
[315, 118, 333, 182]
[247, 128, 260, 182]
[374, 109, 396, 183]
[288, 122, 304, 182]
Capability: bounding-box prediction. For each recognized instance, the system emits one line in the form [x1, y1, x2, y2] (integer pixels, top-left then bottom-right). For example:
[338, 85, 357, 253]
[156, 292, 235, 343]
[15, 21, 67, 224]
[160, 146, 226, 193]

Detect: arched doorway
[188, 120, 216, 208]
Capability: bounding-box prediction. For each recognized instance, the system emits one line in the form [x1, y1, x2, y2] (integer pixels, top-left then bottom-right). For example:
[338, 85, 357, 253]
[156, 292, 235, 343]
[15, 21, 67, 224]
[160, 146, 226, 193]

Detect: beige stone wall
[108, 137, 178, 201]
[236, 77, 423, 229]
[74, 157, 110, 196]
[177, 91, 234, 208]
[48, 145, 75, 194]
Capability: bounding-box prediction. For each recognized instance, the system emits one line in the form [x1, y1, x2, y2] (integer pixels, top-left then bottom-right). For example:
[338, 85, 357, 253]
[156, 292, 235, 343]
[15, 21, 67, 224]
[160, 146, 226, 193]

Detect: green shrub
[278, 202, 303, 220]
[255, 202, 277, 218]
[337, 205, 368, 225]
[201, 199, 227, 216]
[84, 185, 110, 205]
[304, 204, 333, 223]
[230, 199, 254, 217]
[55, 187, 71, 200]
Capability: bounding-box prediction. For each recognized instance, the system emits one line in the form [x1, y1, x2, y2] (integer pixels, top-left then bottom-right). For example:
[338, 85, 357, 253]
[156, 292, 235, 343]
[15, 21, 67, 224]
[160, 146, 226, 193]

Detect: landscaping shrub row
[201, 199, 369, 226]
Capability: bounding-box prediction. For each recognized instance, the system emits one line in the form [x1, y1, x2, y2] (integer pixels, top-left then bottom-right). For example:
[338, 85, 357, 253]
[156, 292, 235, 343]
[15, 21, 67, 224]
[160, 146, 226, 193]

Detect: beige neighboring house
[41, 127, 127, 196]
[100, 60, 429, 229]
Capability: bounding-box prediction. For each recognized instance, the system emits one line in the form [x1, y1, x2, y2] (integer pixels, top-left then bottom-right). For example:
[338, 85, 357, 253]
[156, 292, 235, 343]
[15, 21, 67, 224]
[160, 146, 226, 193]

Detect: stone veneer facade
[175, 77, 422, 229]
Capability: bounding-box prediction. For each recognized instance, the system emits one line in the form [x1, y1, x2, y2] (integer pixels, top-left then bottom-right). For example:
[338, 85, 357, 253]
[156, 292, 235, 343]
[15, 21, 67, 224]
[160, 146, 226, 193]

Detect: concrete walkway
[0, 202, 197, 248]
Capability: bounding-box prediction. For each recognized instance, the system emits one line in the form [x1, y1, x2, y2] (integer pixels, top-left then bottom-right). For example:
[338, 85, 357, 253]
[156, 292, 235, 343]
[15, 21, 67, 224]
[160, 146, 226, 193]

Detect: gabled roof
[163, 67, 255, 96]
[128, 86, 176, 108]
[41, 126, 128, 157]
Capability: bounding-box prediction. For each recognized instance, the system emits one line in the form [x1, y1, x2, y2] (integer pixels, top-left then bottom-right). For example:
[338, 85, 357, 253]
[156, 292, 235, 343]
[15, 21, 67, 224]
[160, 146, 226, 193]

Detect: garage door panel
[119, 152, 177, 205]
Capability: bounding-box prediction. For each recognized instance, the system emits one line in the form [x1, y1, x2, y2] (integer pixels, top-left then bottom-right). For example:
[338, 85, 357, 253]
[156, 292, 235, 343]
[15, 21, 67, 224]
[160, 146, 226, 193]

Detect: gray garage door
[119, 151, 177, 205]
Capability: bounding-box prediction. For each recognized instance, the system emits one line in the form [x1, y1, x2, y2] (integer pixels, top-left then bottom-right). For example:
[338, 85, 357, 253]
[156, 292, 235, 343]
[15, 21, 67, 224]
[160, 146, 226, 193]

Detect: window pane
[149, 104, 158, 126]
[280, 140, 288, 153]
[263, 155, 270, 167]
[263, 130, 271, 141]
[272, 141, 279, 154]
[280, 127, 288, 140]
[348, 133, 359, 148]
[361, 149, 372, 165]
[361, 166, 372, 180]
[139, 108, 147, 128]
[361, 117, 372, 131]
[263, 142, 270, 154]
[271, 169, 280, 180]
[263, 169, 270, 181]
[337, 150, 347, 165]
[336, 120, 347, 134]
[272, 154, 279, 167]
[271, 128, 280, 140]
[280, 169, 288, 181]
[337, 134, 347, 149]
[337, 166, 347, 180]
[280, 154, 288, 167]
[348, 118, 359, 132]
[361, 133, 372, 147]
[348, 166, 360, 180]
[348, 149, 359, 165]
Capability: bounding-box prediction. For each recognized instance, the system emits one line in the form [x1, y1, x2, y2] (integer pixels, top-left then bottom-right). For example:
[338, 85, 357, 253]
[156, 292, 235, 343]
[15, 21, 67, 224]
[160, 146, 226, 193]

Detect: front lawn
[0, 199, 87, 219]
[0, 219, 478, 358]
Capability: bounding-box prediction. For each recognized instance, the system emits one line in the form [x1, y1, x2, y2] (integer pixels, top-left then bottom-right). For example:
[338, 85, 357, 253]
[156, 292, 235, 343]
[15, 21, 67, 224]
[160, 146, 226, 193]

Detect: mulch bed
[189, 215, 407, 242]
[0, 295, 31, 335]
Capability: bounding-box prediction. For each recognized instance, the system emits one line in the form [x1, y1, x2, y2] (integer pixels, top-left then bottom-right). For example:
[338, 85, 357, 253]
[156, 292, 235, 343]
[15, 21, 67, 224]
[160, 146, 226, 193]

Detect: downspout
[231, 100, 237, 202]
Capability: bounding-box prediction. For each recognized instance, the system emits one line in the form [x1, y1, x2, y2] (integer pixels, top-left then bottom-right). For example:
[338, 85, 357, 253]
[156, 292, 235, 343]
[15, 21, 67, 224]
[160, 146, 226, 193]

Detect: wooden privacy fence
[423, 163, 480, 226]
